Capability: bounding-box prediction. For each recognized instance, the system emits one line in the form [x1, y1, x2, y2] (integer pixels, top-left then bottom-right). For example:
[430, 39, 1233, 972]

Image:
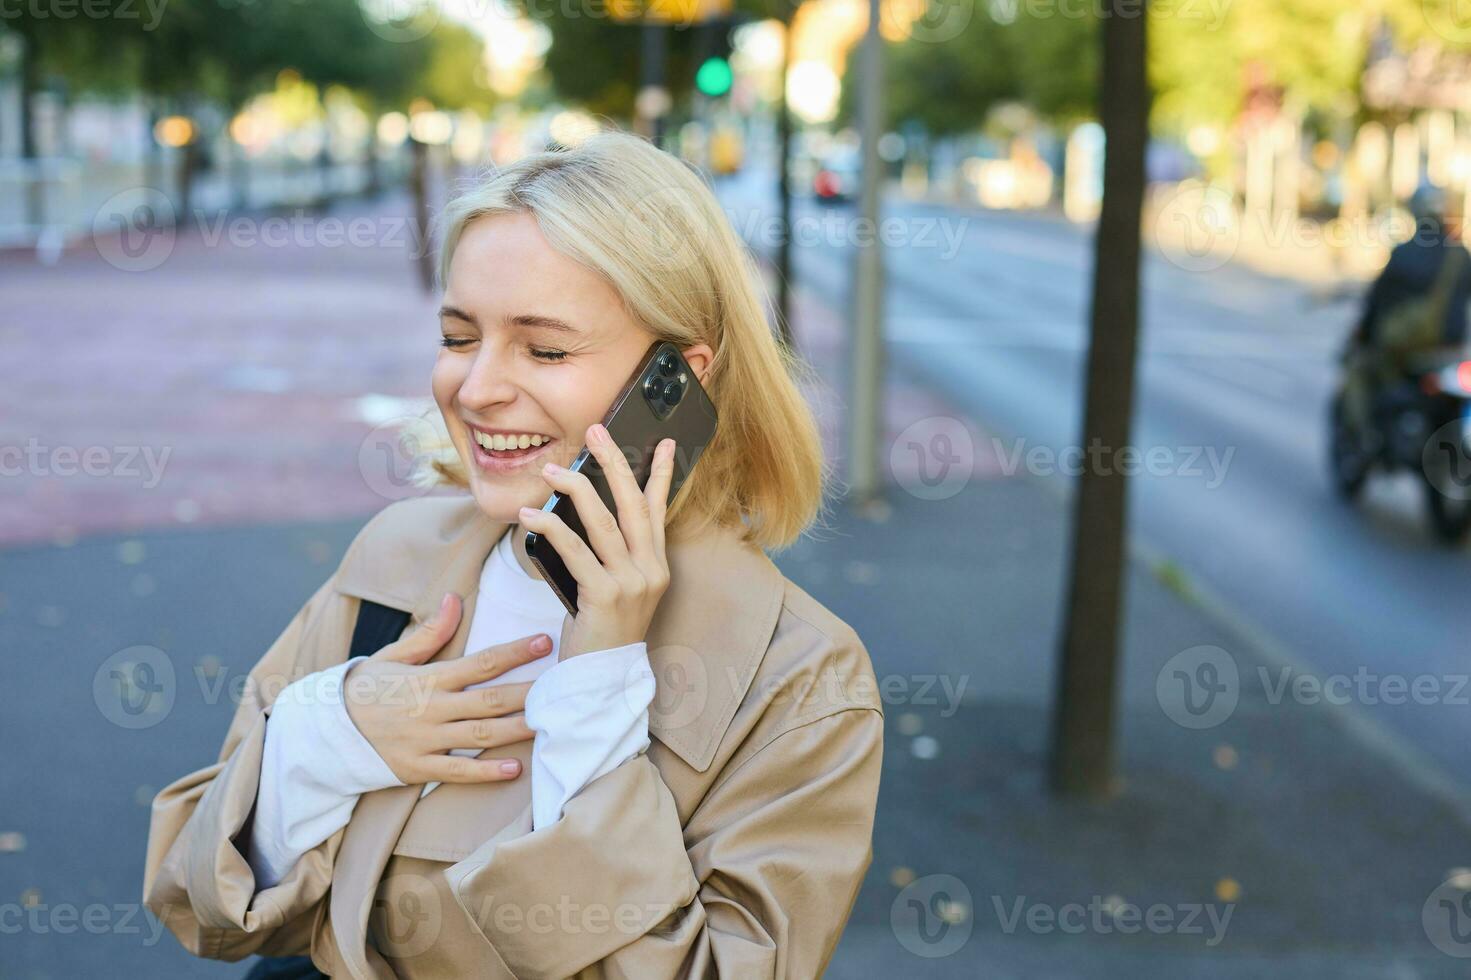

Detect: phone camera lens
[662, 380, 684, 406]
[657, 351, 680, 376]
[645, 376, 666, 401]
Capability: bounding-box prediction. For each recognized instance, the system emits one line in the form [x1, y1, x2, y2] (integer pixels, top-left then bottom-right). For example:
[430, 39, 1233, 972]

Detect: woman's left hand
[519, 423, 676, 660]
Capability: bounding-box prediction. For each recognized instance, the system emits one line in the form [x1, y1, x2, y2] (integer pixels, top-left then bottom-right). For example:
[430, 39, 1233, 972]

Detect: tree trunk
[178, 110, 199, 225]
[230, 129, 250, 211]
[409, 136, 434, 292]
[365, 129, 382, 198]
[316, 141, 333, 209]
[18, 30, 44, 231]
[1049, 0, 1151, 799]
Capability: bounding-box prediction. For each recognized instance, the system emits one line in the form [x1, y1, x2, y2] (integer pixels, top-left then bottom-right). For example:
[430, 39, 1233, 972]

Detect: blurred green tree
[873, 0, 1451, 142]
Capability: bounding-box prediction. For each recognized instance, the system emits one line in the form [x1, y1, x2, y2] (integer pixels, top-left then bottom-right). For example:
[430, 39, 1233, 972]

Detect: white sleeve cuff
[246, 657, 405, 889]
[524, 642, 656, 832]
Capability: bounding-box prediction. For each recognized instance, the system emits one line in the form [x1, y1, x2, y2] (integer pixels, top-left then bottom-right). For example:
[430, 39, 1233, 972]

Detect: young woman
[143, 130, 884, 978]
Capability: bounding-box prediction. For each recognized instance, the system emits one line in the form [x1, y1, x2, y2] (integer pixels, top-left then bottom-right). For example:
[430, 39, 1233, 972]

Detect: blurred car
[813, 149, 861, 204]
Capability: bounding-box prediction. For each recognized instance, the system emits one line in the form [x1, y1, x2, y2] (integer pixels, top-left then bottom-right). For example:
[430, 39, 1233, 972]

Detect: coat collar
[328, 494, 787, 978]
[333, 493, 787, 774]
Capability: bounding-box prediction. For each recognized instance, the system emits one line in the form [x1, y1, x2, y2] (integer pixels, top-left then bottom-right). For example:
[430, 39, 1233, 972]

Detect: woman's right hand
[343, 592, 551, 785]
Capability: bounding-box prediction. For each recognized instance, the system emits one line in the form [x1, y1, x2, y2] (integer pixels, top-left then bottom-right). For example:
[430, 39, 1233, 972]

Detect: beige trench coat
[142, 494, 885, 979]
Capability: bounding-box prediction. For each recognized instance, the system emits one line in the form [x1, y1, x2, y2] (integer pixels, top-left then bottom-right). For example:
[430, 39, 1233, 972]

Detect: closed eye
[439, 337, 568, 363]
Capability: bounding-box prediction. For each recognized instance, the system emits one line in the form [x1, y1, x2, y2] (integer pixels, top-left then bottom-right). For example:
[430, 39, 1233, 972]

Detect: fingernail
[531, 634, 552, 652]
[500, 761, 520, 775]
[591, 423, 607, 442]
[519, 506, 536, 518]
[543, 461, 563, 473]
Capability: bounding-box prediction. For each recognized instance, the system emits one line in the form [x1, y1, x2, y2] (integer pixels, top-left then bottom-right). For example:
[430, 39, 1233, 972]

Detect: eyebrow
[438, 305, 579, 335]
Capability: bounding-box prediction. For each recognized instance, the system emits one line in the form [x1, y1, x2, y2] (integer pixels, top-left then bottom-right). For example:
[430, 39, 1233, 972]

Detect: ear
[680, 343, 715, 387]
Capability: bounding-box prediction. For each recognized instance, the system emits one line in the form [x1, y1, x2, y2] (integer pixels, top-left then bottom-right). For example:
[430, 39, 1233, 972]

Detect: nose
[457, 342, 520, 413]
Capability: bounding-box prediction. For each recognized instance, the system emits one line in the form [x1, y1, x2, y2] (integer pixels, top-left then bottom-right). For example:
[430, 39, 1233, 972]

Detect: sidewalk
[3, 196, 1469, 977]
[782, 282, 1471, 976]
[905, 180, 1391, 287]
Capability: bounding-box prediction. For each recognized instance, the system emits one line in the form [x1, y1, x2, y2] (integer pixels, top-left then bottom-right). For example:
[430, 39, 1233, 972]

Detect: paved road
[5, 174, 1470, 979]
[721, 169, 1471, 791]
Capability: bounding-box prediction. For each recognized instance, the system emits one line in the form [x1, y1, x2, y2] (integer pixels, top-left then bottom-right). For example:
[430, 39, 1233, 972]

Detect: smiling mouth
[477, 440, 550, 460]
[466, 427, 558, 468]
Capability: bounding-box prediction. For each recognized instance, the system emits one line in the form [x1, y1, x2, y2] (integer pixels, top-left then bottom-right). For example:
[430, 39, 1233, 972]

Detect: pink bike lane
[1, 193, 1006, 549]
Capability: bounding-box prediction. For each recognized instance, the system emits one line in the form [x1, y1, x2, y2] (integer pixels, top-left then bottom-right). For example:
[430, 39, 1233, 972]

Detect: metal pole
[849, 0, 886, 505]
[774, 16, 794, 351]
[640, 23, 668, 146]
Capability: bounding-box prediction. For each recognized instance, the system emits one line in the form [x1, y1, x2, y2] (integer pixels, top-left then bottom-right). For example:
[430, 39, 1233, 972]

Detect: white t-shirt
[245, 528, 656, 890]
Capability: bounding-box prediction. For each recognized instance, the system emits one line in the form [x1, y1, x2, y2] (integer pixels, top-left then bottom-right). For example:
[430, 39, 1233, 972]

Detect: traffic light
[693, 16, 736, 98]
[695, 57, 733, 97]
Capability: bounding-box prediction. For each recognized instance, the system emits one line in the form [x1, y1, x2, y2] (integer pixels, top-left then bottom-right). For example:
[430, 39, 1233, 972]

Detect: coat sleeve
[443, 704, 885, 979]
[141, 574, 356, 961]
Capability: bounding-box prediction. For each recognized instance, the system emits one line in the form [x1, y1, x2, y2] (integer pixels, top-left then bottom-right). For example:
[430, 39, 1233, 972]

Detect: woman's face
[433, 212, 712, 524]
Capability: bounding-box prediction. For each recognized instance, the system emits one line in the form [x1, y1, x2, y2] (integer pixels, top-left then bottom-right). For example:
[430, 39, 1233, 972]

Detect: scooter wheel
[1424, 475, 1471, 545]
[1328, 392, 1370, 501]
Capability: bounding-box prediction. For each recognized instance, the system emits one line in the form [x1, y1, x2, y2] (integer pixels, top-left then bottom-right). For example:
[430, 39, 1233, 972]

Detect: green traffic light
[696, 57, 733, 97]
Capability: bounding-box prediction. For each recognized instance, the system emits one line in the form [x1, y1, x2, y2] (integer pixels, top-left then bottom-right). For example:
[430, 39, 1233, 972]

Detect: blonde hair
[424, 128, 832, 552]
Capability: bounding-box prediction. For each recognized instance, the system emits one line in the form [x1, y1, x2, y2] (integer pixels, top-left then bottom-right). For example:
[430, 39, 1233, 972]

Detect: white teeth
[472, 430, 547, 452]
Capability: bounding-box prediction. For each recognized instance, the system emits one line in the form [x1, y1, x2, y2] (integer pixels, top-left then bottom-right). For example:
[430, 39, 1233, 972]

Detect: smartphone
[525, 340, 719, 615]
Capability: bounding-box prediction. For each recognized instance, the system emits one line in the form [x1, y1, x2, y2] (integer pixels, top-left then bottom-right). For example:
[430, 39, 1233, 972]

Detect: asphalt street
[719, 169, 1471, 794]
[6, 176, 1471, 977]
